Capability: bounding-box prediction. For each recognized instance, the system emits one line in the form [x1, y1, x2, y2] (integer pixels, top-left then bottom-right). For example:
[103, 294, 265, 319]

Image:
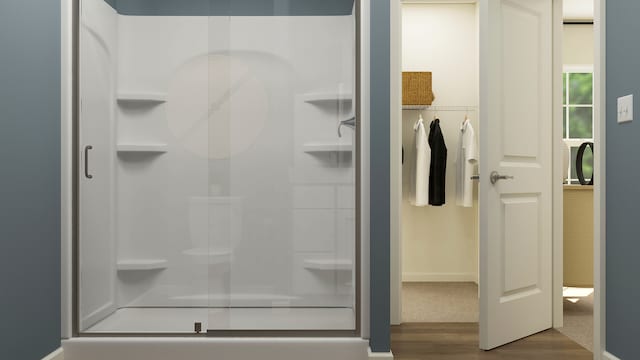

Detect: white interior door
[479, 0, 554, 350]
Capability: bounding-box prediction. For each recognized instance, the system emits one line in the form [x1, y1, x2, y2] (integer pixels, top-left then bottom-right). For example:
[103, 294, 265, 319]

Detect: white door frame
[390, 0, 606, 357]
[594, 0, 606, 358]
[61, 0, 375, 342]
[61, 0, 74, 340]
[390, 0, 403, 327]
[551, 0, 565, 330]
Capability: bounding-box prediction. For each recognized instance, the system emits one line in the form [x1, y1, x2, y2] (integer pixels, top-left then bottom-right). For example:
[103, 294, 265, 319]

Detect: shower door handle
[84, 145, 93, 179]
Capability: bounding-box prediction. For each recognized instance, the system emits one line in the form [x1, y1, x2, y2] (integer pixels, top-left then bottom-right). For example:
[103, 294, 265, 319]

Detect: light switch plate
[617, 94, 633, 123]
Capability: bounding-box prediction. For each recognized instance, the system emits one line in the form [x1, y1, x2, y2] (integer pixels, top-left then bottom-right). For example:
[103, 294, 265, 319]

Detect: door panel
[502, 196, 540, 293]
[78, 0, 117, 330]
[479, 0, 553, 350]
[502, 1, 543, 158]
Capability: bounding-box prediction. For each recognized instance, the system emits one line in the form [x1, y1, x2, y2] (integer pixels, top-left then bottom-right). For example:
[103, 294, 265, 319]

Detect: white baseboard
[402, 272, 477, 283]
[368, 347, 394, 359]
[42, 347, 64, 360]
[603, 351, 622, 360]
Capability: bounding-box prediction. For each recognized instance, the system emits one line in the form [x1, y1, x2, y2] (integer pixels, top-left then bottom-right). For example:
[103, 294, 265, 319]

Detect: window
[563, 69, 594, 184]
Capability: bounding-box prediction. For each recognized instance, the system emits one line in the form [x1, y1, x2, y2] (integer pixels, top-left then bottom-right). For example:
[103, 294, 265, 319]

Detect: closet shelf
[402, 105, 478, 111]
[304, 259, 353, 271]
[301, 92, 353, 105]
[117, 92, 167, 103]
[117, 259, 168, 271]
[303, 143, 353, 153]
[117, 144, 168, 153]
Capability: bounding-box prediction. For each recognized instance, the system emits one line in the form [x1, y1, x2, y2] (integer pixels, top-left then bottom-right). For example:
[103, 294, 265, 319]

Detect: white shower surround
[115, 12, 355, 312]
[78, 0, 357, 335]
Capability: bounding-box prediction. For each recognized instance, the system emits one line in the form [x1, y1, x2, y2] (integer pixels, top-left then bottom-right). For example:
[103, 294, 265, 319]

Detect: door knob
[490, 171, 513, 185]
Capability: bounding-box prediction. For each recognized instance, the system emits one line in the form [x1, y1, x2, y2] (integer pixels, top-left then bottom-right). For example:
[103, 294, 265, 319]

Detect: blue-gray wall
[606, 2, 640, 359]
[0, 1, 61, 359]
[104, 0, 354, 16]
[369, 0, 390, 353]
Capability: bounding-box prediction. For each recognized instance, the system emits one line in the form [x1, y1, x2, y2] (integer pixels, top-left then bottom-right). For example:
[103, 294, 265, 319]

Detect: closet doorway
[558, 2, 597, 352]
[391, 0, 604, 352]
[399, 2, 480, 328]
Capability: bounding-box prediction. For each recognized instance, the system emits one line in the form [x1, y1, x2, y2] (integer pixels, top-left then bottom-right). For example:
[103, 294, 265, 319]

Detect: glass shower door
[77, 0, 356, 335]
[207, 1, 357, 332]
[79, 0, 212, 334]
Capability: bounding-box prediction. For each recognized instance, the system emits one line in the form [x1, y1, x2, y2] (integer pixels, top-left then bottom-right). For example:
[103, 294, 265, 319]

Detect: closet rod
[402, 105, 478, 111]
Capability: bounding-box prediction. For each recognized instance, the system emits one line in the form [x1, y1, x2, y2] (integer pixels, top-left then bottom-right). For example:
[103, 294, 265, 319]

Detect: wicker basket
[402, 72, 434, 105]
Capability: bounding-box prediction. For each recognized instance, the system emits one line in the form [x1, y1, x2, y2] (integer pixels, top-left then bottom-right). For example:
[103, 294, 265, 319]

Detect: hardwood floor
[391, 323, 592, 359]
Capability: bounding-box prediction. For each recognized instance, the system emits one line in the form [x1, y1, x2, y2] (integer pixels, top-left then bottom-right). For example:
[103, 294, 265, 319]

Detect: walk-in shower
[76, 0, 359, 335]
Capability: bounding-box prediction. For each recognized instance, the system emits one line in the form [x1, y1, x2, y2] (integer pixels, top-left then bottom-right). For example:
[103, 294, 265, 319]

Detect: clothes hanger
[414, 113, 424, 131]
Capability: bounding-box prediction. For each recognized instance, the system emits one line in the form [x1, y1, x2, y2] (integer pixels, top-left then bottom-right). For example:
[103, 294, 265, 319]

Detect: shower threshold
[85, 307, 355, 333]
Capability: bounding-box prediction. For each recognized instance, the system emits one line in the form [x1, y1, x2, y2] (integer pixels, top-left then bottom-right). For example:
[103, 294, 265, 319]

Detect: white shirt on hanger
[410, 115, 430, 207]
[456, 118, 478, 207]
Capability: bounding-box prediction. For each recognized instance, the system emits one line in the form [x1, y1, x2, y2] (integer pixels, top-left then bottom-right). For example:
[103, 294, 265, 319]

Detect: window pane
[570, 145, 594, 183]
[568, 106, 593, 138]
[569, 73, 593, 105]
[563, 72, 567, 105]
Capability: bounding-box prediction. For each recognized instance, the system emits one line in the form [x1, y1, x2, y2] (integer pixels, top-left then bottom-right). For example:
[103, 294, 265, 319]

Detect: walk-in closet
[400, 1, 480, 324]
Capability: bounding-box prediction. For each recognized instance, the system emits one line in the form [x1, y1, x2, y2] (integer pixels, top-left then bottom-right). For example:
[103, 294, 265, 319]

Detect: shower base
[62, 337, 368, 360]
[86, 307, 355, 333]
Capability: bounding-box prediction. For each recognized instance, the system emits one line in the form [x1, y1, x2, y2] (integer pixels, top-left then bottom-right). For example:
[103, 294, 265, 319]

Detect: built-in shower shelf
[117, 259, 168, 271]
[303, 259, 353, 271]
[183, 248, 233, 265]
[117, 92, 167, 103]
[303, 143, 353, 153]
[301, 92, 353, 104]
[117, 144, 168, 153]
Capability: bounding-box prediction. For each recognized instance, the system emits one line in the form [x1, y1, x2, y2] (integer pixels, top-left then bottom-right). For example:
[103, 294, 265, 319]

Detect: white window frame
[563, 65, 594, 184]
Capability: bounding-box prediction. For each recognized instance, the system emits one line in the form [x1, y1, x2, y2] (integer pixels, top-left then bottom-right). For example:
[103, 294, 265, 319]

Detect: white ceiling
[563, 0, 594, 21]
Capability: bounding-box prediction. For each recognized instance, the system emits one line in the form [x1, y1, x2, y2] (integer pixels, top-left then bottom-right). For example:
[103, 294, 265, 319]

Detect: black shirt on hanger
[428, 118, 447, 206]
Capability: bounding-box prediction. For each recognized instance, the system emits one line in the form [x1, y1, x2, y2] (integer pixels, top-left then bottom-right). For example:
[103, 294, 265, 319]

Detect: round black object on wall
[576, 142, 594, 185]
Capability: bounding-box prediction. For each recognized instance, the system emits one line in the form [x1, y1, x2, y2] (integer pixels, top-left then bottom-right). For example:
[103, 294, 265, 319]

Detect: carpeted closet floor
[558, 287, 594, 352]
[402, 282, 479, 323]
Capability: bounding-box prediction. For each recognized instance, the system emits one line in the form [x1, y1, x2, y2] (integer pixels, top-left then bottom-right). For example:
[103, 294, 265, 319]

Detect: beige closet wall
[563, 24, 594, 66]
[563, 23, 594, 287]
[401, 4, 479, 282]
